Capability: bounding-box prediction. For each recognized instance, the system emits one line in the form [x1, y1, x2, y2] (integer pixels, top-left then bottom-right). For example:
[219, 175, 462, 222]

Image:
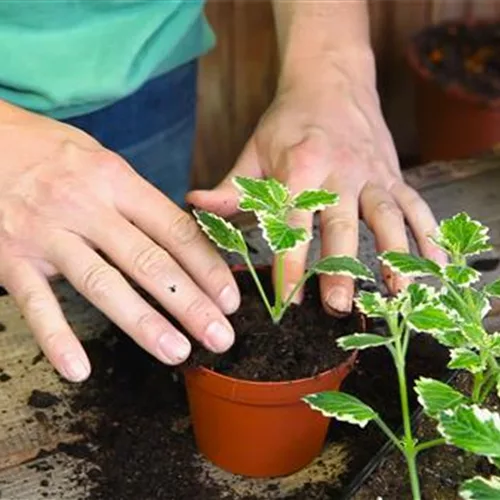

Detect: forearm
[271, 0, 375, 86]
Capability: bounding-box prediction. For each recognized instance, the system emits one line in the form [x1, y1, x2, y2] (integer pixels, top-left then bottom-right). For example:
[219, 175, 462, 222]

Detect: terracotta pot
[407, 20, 500, 162]
[184, 266, 364, 477]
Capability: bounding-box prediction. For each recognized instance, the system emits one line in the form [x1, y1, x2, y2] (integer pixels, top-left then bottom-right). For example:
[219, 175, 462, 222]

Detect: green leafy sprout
[194, 176, 374, 323]
[304, 213, 500, 500]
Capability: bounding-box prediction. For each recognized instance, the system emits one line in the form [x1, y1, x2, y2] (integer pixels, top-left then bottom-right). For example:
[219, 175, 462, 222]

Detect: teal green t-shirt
[0, 1, 215, 119]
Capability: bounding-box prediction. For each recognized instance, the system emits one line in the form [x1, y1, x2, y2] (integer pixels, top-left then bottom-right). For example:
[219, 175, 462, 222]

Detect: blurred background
[191, 0, 500, 190]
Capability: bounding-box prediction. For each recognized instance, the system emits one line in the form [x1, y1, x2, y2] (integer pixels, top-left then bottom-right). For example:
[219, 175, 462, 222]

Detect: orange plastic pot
[184, 262, 365, 478]
[407, 20, 500, 162]
[184, 351, 357, 477]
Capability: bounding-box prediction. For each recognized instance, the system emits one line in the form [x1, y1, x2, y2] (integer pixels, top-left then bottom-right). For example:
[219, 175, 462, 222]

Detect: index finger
[107, 156, 240, 315]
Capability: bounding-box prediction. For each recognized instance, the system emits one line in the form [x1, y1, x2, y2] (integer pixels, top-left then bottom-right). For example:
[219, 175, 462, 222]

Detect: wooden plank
[1, 158, 500, 497]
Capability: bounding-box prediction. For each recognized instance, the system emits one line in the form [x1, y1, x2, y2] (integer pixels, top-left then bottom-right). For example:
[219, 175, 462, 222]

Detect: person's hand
[187, 51, 446, 315]
[0, 100, 239, 382]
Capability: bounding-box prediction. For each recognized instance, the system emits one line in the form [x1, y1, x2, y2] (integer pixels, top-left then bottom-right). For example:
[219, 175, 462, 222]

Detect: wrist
[278, 46, 377, 96]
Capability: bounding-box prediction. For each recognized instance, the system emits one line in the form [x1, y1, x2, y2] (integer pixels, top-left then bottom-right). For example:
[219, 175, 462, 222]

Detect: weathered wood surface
[1, 157, 500, 499]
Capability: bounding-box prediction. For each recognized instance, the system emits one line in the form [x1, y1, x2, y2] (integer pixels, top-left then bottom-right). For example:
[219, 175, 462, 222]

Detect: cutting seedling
[194, 176, 374, 323]
[304, 213, 500, 500]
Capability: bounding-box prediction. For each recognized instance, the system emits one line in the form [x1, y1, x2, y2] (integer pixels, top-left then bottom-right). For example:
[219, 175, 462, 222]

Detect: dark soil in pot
[415, 21, 500, 102]
[185, 267, 359, 381]
[352, 372, 499, 500]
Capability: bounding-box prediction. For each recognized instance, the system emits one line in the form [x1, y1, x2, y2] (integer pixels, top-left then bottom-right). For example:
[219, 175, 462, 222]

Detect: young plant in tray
[304, 212, 500, 500]
[194, 176, 373, 323]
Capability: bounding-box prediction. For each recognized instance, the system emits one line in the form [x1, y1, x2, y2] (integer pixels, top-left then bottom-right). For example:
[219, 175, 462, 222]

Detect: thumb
[186, 139, 262, 217]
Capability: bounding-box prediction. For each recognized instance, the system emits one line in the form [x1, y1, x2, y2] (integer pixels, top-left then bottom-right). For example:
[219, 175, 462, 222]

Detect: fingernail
[218, 285, 240, 315]
[204, 321, 234, 353]
[326, 287, 352, 315]
[61, 354, 90, 382]
[158, 332, 191, 364]
[285, 284, 302, 305]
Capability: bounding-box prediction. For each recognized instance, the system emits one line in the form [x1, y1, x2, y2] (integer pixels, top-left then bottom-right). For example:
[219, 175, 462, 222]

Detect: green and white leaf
[438, 405, 500, 458]
[431, 329, 468, 349]
[406, 283, 437, 310]
[379, 251, 442, 277]
[491, 333, 500, 357]
[233, 176, 289, 213]
[462, 323, 487, 347]
[310, 256, 374, 281]
[303, 392, 377, 428]
[445, 265, 481, 287]
[337, 333, 393, 351]
[448, 348, 486, 374]
[489, 457, 500, 469]
[355, 291, 389, 318]
[470, 288, 492, 319]
[407, 305, 457, 334]
[194, 211, 247, 256]
[484, 279, 500, 299]
[440, 288, 469, 321]
[415, 377, 467, 417]
[432, 213, 492, 258]
[459, 476, 500, 500]
[292, 190, 339, 212]
[497, 374, 500, 399]
[258, 214, 310, 254]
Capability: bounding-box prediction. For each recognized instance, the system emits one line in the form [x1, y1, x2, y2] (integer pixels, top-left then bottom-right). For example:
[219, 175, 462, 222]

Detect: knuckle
[132, 245, 169, 281]
[135, 311, 165, 341]
[185, 295, 211, 319]
[373, 199, 402, 219]
[20, 289, 48, 318]
[322, 215, 357, 236]
[204, 261, 229, 284]
[169, 212, 201, 246]
[92, 149, 127, 173]
[289, 140, 326, 171]
[81, 264, 119, 299]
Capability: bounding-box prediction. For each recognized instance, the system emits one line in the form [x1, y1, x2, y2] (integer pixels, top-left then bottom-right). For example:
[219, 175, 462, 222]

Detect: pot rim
[183, 262, 365, 402]
[184, 347, 358, 388]
[406, 18, 500, 109]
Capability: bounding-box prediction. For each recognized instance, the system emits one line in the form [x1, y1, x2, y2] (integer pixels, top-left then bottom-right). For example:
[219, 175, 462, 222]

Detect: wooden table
[1, 155, 500, 499]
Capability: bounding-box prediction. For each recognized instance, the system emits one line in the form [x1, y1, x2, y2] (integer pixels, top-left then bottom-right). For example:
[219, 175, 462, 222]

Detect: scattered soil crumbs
[353, 372, 499, 500]
[28, 390, 61, 409]
[46, 311, 449, 499]
[416, 21, 500, 100]
[186, 269, 359, 381]
[16, 274, 451, 499]
[0, 370, 11, 382]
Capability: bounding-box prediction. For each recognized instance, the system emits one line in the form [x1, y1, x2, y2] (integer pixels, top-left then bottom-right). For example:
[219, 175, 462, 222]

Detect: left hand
[187, 53, 446, 315]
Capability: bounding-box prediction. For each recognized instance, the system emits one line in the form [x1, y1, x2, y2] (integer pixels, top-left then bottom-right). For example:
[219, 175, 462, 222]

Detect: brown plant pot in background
[183, 264, 365, 478]
[407, 20, 500, 162]
[184, 350, 358, 478]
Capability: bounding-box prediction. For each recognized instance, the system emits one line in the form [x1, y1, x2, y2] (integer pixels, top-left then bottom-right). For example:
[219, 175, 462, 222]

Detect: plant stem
[472, 372, 484, 403]
[274, 270, 313, 322]
[394, 346, 422, 500]
[273, 252, 286, 319]
[405, 451, 422, 500]
[374, 417, 405, 454]
[478, 366, 498, 404]
[243, 255, 275, 321]
[415, 438, 446, 454]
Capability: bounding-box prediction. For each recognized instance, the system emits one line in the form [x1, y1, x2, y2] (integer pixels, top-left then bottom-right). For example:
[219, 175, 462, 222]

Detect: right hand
[0, 100, 240, 382]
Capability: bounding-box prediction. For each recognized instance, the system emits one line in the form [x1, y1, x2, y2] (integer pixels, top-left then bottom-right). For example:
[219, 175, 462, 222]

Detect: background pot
[407, 20, 500, 162]
[184, 349, 358, 478]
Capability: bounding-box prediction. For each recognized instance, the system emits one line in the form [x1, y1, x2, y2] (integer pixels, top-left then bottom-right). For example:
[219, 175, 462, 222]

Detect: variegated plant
[304, 213, 500, 500]
[194, 176, 373, 323]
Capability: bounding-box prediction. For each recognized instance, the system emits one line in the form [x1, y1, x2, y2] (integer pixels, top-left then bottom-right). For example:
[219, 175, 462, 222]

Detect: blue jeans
[63, 61, 198, 206]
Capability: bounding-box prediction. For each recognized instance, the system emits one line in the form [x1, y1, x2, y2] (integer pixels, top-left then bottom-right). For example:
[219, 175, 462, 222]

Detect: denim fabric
[63, 61, 198, 206]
